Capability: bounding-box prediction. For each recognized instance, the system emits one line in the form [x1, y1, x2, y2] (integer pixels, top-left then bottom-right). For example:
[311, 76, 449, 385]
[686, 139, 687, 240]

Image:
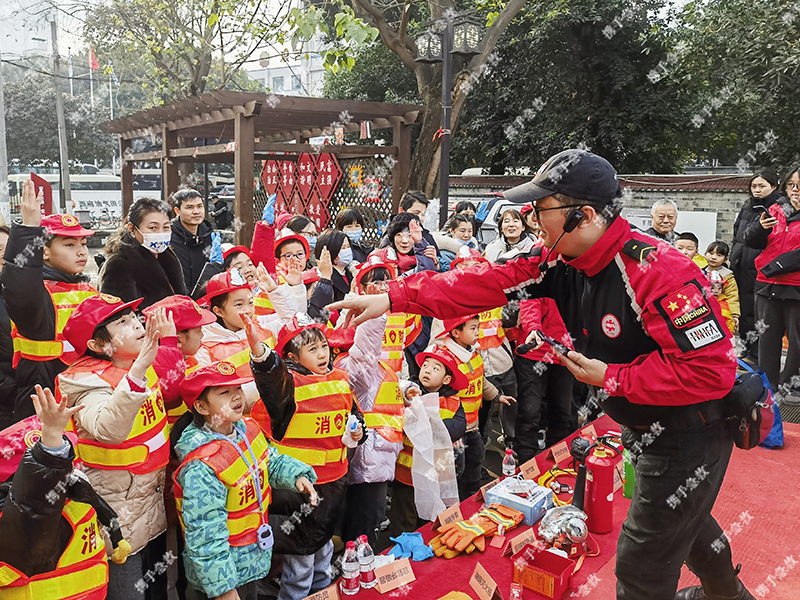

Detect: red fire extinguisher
[584, 444, 615, 534]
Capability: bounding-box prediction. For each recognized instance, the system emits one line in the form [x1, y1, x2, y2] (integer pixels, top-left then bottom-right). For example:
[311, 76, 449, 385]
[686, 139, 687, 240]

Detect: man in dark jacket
[1, 180, 97, 422]
[380, 191, 440, 254]
[209, 195, 234, 230]
[169, 189, 213, 295]
[730, 170, 783, 361]
[0, 225, 17, 430]
[332, 150, 754, 600]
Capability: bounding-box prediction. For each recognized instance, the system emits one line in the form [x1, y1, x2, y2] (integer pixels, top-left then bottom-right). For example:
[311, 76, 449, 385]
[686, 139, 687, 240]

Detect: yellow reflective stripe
[396, 452, 413, 469]
[227, 511, 265, 537]
[284, 410, 349, 440]
[380, 351, 403, 359]
[0, 565, 21, 586]
[439, 409, 456, 420]
[55, 307, 78, 333]
[273, 444, 346, 466]
[363, 413, 402, 431]
[458, 355, 483, 374]
[51, 290, 97, 305]
[456, 521, 486, 537]
[167, 404, 189, 418]
[461, 399, 481, 413]
[226, 348, 252, 369]
[12, 336, 63, 358]
[77, 444, 149, 467]
[1, 563, 107, 600]
[254, 297, 273, 308]
[217, 434, 269, 484]
[294, 380, 351, 402]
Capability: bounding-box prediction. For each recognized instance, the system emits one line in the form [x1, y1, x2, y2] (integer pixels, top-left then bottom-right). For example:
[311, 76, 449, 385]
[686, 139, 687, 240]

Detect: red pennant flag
[88, 47, 99, 71]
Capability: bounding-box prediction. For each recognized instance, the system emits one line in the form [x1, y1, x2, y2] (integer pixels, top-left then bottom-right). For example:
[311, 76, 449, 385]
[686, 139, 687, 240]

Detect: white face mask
[137, 227, 171, 254]
[337, 247, 353, 267]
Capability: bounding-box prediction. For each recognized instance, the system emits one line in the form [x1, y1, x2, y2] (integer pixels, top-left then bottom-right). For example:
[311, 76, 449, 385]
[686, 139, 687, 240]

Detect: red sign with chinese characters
[261, 160, 280, 196]
[305, 188, 330, 230]
[316, 154, 342, 202]
[296, 153, 317, 202]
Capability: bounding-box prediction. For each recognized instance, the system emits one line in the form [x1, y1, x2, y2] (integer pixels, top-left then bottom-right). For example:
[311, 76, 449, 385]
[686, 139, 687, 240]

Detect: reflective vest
[443, 348, 484, 426]
[201, 324, 275, 380]
[268, 368, 353, 484]
[394, 394, 461, 486]
[253, 291, 275, 317]
[0, 500, 108, 600]
[59, 358, 169, 474]
[333, 357, 404, 443]
[11, 281, 98, 367]
[380, 313, 407, 373]
[478, 308, 505, 350]
[718, 297, 735, 335]
[166, 355, 201, 427]
[174, 418, 272, 547]
[404, 313, 423, 347]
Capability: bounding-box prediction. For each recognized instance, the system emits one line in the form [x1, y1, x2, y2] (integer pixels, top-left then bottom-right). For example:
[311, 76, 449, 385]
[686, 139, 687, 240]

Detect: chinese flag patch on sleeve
[656, 280, 725, 352]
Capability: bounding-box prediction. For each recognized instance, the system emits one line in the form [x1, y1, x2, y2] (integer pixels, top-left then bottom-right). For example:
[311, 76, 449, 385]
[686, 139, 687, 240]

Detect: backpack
[724, 359, 783, 450]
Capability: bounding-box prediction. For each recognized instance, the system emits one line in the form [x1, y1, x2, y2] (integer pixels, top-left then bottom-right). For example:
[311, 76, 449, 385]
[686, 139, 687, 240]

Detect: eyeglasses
[532, 203, 585, 220]
[786, 182, 800, 190]
[280, 252, 306, 261]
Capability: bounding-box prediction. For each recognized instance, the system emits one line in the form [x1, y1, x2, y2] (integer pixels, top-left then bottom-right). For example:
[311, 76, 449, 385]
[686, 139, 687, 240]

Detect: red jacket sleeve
[388, 255, 545, 318]
[604, 251, 737, 406]
[518, 298, 572, 363]
[251, 221, 276, 276]
[153, 337, 186, 405]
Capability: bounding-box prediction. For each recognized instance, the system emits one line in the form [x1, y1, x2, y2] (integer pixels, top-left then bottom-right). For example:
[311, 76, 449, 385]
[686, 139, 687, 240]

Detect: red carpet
[353, 420, 800, 599]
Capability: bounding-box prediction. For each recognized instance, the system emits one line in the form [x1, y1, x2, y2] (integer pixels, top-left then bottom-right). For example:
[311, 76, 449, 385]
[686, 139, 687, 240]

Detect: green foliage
[4, 73, 115, 167]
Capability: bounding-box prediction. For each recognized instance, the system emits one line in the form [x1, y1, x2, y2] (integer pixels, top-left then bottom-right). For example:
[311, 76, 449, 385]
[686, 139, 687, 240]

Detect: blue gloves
[262, 193, 276, 225]
[388, 532, 434, 562]
[209, 232, 223, 264]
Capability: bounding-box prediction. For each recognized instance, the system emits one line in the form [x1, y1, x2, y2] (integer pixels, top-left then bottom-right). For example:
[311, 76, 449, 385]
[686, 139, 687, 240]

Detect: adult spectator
[335, 208, 374, 264]
[743, 167, 800, 399]
[170, 189, 213, 295]
[312, 229, 355, 304]
[0, 225, 16, 430]
[99, 196, 186, 308]
[209, 194, 234, 230]
[731, 169, 783, 362]
[380, 191, 439, 256]
[645, 199, 679, 244]
[286, 215, 318, 268]
[484, 208, 535, 263]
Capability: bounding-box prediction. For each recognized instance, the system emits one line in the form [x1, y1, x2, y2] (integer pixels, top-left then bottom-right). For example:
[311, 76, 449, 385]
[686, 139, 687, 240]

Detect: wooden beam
[120, 137, 134, 215]
[123, 150, 163, 162]
[392, 121, 412, 212]
[234, 113, 255, 246]
[161, 126, 180, 203]
[252, 142, 398, 156]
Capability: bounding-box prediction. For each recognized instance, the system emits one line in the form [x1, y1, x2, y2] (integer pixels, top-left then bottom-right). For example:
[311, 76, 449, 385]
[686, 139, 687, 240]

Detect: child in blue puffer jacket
[174, 361, 317, 600]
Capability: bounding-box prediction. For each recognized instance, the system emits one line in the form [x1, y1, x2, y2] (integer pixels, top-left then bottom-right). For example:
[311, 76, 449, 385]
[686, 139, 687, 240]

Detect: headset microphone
[538, 208, 585, 273]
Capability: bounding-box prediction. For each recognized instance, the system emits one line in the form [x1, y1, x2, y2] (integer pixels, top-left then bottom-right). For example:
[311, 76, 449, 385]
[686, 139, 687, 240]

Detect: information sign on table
[433, 503, 463, 530]
[301, 583, 339, 600]
[374, 557, 415, 593]
[469, 562, 503, 600]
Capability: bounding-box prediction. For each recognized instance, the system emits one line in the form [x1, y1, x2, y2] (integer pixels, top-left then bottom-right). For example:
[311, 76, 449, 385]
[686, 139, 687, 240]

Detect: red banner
[296, 153, 317, 202]
[316, 154, 342, 202]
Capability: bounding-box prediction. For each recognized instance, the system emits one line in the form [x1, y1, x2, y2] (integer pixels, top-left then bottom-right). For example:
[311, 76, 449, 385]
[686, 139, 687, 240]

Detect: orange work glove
[438, 504, 524, 552]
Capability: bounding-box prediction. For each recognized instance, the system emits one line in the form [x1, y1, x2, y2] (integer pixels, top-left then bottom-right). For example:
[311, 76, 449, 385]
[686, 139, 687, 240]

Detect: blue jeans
[277, 540, 334, 600]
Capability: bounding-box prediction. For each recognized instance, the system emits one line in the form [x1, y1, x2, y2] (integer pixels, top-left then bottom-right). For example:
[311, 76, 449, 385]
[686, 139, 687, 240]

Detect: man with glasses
[331, 149, 754, 600]
[645, 199, 679, 244]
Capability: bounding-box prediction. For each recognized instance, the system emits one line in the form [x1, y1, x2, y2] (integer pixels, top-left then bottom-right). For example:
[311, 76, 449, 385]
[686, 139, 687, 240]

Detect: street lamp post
[415, 12, 482, 229]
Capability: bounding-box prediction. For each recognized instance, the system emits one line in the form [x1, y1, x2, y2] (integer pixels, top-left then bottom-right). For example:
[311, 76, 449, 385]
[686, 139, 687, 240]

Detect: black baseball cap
[503, 149, 622, 205]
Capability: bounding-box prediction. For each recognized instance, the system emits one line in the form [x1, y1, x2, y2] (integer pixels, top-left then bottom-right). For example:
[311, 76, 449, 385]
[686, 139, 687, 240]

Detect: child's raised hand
[317, 247, 333, 280]
[240, 312, 263, 355]
[295, 476, 319, 506]
[409, 219, 423, 243]
[283, 257, 304, 286]
[257, 263, 278, 293]
[147, 307, 175, 339]
[20, 179, 43, 227]
[131, 312, 161, 379]
[31, 384, 83, 448]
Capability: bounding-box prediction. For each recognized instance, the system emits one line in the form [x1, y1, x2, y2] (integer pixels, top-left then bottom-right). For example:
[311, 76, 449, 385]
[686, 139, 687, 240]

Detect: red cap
[143, 295, 216, 331]
[63, 294, 143, 357]
[274, 229, 310, 260]
[415, 346, 468, 391]
[223, 245, 253, 262]
[450, 246, 488, 270]
[0, 416, 79, 482]
[435, 314, 480, 339]
[520, 203, 534, 217]
[355, 255, 398, 289]
[198, 268, 251, 306]
[41, 214, 95, 238]
[178, 361, 254, 406]
[275, 313, 327, 356]
[328, 325, 356, 352]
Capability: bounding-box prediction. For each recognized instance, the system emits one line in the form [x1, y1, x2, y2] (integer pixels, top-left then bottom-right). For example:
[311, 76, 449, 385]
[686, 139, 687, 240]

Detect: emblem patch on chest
[601, 314, 621, 338]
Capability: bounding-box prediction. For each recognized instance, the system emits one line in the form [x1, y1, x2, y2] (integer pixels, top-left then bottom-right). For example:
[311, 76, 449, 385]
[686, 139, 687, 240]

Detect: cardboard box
[512, 544, 574, 599]
[485, 477, 553, 526]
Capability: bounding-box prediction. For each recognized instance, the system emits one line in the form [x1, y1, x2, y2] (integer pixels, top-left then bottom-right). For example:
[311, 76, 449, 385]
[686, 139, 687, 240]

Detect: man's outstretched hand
[327, 293, 391, 327]
[557, 349, 608, 387]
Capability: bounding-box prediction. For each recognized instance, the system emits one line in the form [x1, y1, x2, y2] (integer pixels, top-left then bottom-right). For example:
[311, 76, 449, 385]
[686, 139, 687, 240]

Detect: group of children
[0, 181, 525, 600]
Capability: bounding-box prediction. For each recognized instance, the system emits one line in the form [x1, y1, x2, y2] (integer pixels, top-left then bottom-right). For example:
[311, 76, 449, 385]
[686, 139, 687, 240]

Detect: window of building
[291, 75, 301, 89]
[272, 76, 284, 91]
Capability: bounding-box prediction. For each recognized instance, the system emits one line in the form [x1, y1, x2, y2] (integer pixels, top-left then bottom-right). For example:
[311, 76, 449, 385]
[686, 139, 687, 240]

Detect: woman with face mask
[335, 208, 374, 264]
[307, 229, 357, 323]
[99, 196, 187, 308]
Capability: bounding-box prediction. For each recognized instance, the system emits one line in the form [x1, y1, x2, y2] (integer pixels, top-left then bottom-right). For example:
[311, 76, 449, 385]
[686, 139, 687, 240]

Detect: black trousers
[616, 420, 737, 599]
[458, 430, 485, 501]
[341, 481, 388, 547]
[388, 482, 425, 538]
[478, 370, 518, 441]
[513, 357, 574, 463]
[756, 294, 800, 395]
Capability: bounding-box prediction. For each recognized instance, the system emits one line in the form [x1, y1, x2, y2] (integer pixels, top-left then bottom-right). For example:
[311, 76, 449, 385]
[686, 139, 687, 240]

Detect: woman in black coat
[731, 169, 783, 360]
[99, 196, 187, 308]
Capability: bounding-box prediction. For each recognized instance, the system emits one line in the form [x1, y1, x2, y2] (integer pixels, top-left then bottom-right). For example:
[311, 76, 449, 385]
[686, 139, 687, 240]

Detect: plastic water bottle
[357, 534, 376, 589]
[502, 448, 517, 478]
[340, 541, 360, 595]
[622, 449, 636, 499]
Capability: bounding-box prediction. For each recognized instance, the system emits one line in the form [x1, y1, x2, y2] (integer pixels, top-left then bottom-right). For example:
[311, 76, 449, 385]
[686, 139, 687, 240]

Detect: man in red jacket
[331, 150, 752, 600]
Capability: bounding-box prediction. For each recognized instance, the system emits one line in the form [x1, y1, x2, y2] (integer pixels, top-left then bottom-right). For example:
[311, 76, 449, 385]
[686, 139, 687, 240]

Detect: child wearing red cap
[173, 362, 317, 600]
[248, 313, 365, 600]
[388, 346, 467, 537]
[435, 315, 515, 500]
[56, 295, 183, 600]
[2, 179, 98, 422]
[0, 386, 131, 599]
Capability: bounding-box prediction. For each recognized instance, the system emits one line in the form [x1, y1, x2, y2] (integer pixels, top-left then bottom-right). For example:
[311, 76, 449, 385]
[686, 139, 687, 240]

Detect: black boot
[674, 565, 756, 600]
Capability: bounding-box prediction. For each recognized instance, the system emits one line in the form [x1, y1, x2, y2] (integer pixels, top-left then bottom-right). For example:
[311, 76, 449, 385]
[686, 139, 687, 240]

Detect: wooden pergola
[101, 91, 424, 244]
